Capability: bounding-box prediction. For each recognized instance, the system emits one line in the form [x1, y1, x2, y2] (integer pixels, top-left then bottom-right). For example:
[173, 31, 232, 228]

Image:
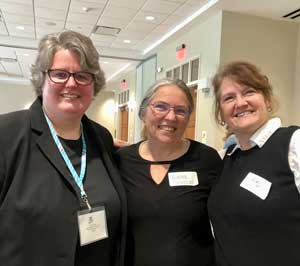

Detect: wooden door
[120, 106, 129, 141]
[184, 86, 197, 140]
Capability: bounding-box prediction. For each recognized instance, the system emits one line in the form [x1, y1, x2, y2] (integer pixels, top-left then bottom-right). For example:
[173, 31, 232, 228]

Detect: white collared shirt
[225, 117, 300, 194]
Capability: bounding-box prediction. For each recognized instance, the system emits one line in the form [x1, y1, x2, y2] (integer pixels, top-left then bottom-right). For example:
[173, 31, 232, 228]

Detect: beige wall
[0, 82, 35, 114]
[106, 70, 137, 142]
[153, 12, 223, 148]
[292, 25, 300, 125]
[220, 11, 298, 127]
[87, 90, 116, 136]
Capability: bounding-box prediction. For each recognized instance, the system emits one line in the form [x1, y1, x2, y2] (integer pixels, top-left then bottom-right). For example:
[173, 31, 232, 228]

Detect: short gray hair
[138, 78, 194, 120]
[31, 30, 105, 96]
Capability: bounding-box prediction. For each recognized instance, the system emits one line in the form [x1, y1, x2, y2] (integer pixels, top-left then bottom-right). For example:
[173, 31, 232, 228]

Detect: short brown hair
[31, 30, 105, 96]
[212, 61, 276, 124]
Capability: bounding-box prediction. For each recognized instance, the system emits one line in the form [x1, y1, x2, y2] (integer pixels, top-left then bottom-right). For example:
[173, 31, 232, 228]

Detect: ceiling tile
[34, 0, 69, 10]
[107, 0, 147, 10]
[19, 62, 32, 78]
[118, 29, 149, 39]
[36, 17, 65, 29]
[91, 33, 117, 43]
[92, 41, 113, 48]
[142, 0, 181, 14]
[67, 12, 98, 24]
[65, 22, 95, 35]
[15, 49, 38, 63]
[102, 6, 138, 20]
[0, 2, 33, 15]
[0, 46, 16, 58]
[126, 20, 157, 31]
[1, 61, 22, 75]
[69, 1, 105, 15]
[0, 0, 33, 4]
[0, 22, 8, 35]
[72, 0, 107, 4]
[97, 16, 131, 29]
[134, 10, 169, 24]
[2, 13, 34, 25]
[35, 7, 67, 21]
[162, 14, 185, 25]
[0, 63, 5, 73]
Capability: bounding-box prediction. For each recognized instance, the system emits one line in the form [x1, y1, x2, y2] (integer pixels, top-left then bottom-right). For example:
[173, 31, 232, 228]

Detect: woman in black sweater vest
[208, 61, 300, 266]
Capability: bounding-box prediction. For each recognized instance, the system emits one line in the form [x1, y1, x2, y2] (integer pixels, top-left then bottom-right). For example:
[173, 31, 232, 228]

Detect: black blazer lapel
[29, 98, 81, 196]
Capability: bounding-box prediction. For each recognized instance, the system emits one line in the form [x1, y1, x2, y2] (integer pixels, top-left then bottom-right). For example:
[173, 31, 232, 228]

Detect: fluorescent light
[123, 40, 131, 44]
[103, 61, 109, 64]
[145, 16, 155, 21]
[106, 63, 131, 82]
[16, 25, 25, 30]
[143, 0, 219, 55]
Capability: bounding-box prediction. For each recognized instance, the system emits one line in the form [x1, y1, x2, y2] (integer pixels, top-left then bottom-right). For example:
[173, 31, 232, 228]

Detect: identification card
[168, 171, 199, 186]
[77, 206, 108, 246]
[240, 172, 272, 200]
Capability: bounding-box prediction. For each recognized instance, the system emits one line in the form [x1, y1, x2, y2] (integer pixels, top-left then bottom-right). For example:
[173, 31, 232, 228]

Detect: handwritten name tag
[168, 172, 198, 186]
[240, 172, 272, 200]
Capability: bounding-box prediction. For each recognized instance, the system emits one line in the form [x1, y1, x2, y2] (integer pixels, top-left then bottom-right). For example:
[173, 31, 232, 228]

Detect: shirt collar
[227, 117, 281, 156]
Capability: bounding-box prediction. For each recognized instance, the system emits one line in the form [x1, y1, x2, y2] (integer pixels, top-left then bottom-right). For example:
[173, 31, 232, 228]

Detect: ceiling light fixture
[45, 21, 56, 26]
[123, 40, 131, 44]
[16, 25, 25, 30]
[143, 0, 219, 55]
[145, 16, 155, 21]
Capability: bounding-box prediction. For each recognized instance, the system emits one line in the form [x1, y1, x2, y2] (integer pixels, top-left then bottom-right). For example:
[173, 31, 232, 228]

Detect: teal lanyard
[44, 112, 91, 209]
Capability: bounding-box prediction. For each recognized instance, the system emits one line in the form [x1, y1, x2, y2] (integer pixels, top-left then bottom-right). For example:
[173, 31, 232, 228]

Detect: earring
[221, 121, 225, 126]
[267, 106, 272, 112]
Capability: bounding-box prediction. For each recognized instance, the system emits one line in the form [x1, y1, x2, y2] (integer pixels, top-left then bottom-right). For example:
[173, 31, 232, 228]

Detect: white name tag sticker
[168, 171, 198, 187]
[240, 172, 272, 200]
[77, 206, 108, 246]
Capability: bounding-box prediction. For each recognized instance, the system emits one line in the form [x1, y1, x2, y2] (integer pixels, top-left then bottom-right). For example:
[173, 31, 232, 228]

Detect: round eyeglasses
[149, 101, 190, 118]
[46, 69, 95, 86]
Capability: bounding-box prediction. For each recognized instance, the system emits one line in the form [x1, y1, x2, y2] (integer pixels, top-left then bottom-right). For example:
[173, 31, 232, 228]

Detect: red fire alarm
[176, 44, 186, 60]
[121, 79, 127, 89]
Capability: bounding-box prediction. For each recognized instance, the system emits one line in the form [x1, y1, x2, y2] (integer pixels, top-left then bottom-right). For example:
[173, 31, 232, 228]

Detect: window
[190, 58, 199, 82]
[166, 70, 172, 78]
[181, 63, 189, 83]
[173, 66, 180, 79]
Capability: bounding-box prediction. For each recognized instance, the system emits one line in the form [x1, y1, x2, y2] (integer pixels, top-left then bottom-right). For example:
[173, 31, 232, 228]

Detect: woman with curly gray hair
[0, 30, 126, 266]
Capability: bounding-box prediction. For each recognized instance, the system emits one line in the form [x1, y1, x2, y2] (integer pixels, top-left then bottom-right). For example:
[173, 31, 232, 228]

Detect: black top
[117, 140, 223, 266]
[60, 136, 121, 266]
[208, 126, 300, 266]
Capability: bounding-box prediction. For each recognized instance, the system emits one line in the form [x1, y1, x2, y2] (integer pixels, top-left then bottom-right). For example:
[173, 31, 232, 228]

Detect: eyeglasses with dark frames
[149, 101, 190, 118]
[45, 69, 95, 86]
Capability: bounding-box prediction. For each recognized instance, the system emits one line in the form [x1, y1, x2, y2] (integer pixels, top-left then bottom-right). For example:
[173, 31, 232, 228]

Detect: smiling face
[143, 85, 190, 144]
[219, 77, 270, 138]
[42, 49, 94, 122]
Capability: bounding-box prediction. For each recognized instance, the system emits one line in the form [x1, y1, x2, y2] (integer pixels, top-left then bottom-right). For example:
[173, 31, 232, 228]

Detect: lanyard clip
[81, 194, 92, 211]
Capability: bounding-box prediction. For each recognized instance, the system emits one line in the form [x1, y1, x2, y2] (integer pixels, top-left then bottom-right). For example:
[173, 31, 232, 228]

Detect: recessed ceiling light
[145, 16, 155, 21]
[45, 21, 56, 26]
[123, 40, 131, 43]
[16, 26, 25, 30]
[23, 53, 29, 57]
[103, 61, 109, 64]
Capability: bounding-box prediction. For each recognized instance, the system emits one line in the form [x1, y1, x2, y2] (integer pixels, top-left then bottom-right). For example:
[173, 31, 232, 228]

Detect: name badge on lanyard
[168, 171, 199, 186]
[78, 206, 109, 246]
[44, 112, 109, 245]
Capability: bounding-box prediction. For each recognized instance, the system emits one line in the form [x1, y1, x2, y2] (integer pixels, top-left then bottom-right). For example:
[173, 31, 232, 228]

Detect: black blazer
[0, 97, 127, 266]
